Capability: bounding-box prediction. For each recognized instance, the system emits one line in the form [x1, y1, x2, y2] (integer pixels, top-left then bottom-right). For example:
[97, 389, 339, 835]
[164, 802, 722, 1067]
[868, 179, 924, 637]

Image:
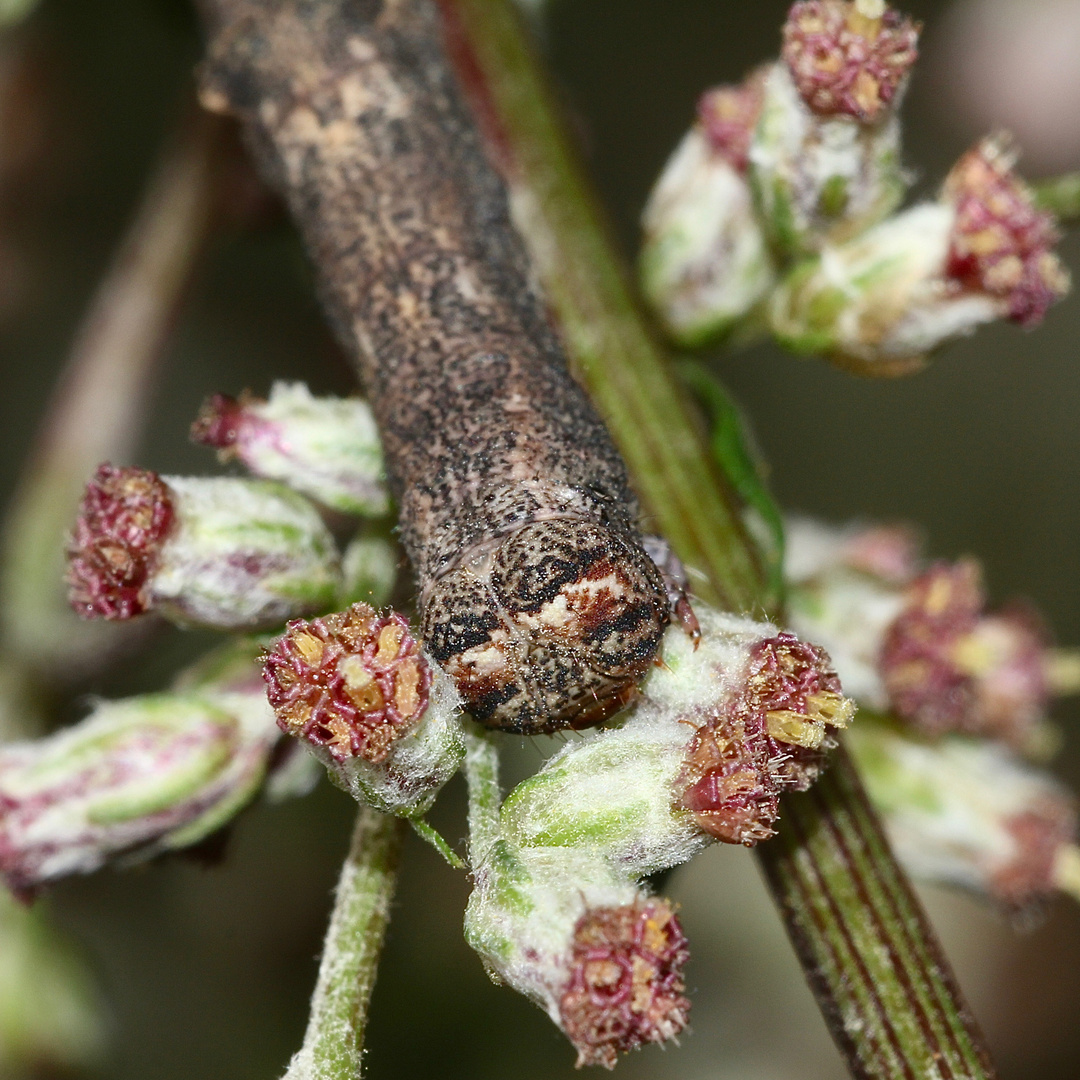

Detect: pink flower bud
[680, 633, 853, 845]
[696, 68, 768, 172]
[66, 464, 175, 620]
[782, 0, 920, 122]
[558, 899, 690, 1069]
[944, 136, 1070, 327]
[879, 561, 1051, 746]
[263, 603, 432, 765]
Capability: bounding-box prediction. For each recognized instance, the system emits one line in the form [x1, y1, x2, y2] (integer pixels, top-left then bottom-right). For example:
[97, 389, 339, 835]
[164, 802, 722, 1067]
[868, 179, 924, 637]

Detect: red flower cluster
[696, 68, 767, 172]
[66, 464, 175, 620]
[263, 603, 431, 764]
[995, 800, 1077, 913]
[559, 899, 690, 1069]
[782, 0, 920, 122]
[189, 392, 247, 451]
[680, 634, 851, 845]
[880, 560, 1049, 744]
[945, 138, 1070, 327]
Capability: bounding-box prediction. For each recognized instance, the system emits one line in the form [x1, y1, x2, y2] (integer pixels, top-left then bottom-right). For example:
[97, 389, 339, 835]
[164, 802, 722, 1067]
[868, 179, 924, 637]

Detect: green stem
[1034, 171, 1080, 222]
[282, 808, 404, 1080]
[0, 105, 229, 680]
[462, 723, 502, 866]
[437, 4, 999, 1078]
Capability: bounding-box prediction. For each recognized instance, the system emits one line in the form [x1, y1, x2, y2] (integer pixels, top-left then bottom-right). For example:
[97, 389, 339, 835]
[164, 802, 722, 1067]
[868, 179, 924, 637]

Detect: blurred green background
[1, 0, 1078, 1077]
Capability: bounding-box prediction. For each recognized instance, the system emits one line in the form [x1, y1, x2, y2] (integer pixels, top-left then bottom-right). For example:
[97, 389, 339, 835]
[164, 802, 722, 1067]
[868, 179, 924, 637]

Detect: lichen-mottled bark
[197, 0, 670, 735]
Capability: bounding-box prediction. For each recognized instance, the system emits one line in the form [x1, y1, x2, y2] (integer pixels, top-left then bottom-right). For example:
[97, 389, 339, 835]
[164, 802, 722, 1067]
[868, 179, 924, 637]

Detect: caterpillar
[199, 0, 676, 733]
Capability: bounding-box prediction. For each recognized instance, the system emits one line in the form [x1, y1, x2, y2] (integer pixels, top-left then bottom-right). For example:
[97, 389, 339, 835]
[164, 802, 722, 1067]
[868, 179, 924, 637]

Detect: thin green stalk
[0, 106, 228, 680]
[281, 808, 404, 1080]
[437, 3, 999, 1078]
[462, 723, 502, 865]
[1034, 171, 1080, 222]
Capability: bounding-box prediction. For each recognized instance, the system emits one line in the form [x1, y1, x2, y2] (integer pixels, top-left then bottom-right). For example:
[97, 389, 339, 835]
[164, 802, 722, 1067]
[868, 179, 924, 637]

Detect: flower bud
[0, 688, 280, 892]
[769, 137, 1070, 373]
[501, 607, 854, 866]
[787, 518, 1059, 749]
[67, 465, 341, 629]
[749, 1, 919, 259]
[465, 841, 689, 1069]
[640, 71, 777, 346]
[848, 717, 1079, 913]
[262, 604, 463, 816]
[191, 382, 389, 517]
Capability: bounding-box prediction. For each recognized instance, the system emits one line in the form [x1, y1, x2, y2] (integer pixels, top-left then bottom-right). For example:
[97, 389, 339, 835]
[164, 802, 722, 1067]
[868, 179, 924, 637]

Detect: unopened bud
[0, 689, 279, 892]
[849, 718, 1078, 913]
[787, 518, 1059, 750]
[502, 608, 853, 865]
[465, 841, 688, 1070]
[641, 71, 776, 345]
[751, 1, 917, 259]
[191, 382, 389, 517]
[67, 465, 341, 629]
[769, 137, 1069, 373]
[263, 604, 463, 816]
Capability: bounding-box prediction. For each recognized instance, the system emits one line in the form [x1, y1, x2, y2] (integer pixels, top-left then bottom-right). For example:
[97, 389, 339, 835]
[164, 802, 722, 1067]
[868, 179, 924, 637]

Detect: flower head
[263, 603, 463, 817]
[465, 841, 688, 1070]
[782, 0, 920, 122]
[944, 136, 1069, 327]
[640, 70, 776, 346]
[191, 382, 389, 516]
[787, 519, 1058, 749]
[768, 139, 1070, 373]
[680, 631, 853, 844]
[0, 688, 279, 893]
[67, 467, 341, 630]
[881, 561, 1051, 745]
[66, 465, 175, 620]
[849, 718, 1078, 914]
[559, 899, 690, 1069]
[263, 603, 430, 764]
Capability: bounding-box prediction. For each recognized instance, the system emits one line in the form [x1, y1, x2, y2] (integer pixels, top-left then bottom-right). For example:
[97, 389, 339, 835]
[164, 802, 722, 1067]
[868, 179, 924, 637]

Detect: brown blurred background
[1, 0, 1078, 1077]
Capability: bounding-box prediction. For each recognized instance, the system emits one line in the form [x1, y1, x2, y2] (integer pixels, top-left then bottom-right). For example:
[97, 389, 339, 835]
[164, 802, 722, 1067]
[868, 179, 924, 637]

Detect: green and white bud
[750, 61, 908, 261]
[465, 841, 690, 1068]
[191, 382, 389, 517]
[769, 138, 1070, 374]
[67, 465, 341, 629]
[640, 73, 777, 346]
[749, 2, 920, 259]
[849, 717, 1080, 913]
[0, 688, 280, 892]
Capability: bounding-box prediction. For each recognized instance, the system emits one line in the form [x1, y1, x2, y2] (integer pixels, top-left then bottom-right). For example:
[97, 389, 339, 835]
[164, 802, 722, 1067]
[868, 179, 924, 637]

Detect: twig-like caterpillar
[199, 0, 672, 732]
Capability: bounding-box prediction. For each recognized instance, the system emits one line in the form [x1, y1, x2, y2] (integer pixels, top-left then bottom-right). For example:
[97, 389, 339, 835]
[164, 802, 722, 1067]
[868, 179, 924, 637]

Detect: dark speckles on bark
[199, 0, 671, 733]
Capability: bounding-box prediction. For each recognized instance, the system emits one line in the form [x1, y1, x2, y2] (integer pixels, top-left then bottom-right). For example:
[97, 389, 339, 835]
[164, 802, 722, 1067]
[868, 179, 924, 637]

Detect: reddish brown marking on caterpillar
[198, 0, 672, 734]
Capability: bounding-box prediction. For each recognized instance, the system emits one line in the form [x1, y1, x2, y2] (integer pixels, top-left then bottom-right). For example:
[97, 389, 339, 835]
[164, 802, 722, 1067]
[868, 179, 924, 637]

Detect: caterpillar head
[420, 520, 670, 734]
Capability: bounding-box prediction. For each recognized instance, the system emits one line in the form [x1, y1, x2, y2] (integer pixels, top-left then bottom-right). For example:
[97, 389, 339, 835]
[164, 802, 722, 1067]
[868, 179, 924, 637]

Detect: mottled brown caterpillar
[199, 0, 672, 732]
